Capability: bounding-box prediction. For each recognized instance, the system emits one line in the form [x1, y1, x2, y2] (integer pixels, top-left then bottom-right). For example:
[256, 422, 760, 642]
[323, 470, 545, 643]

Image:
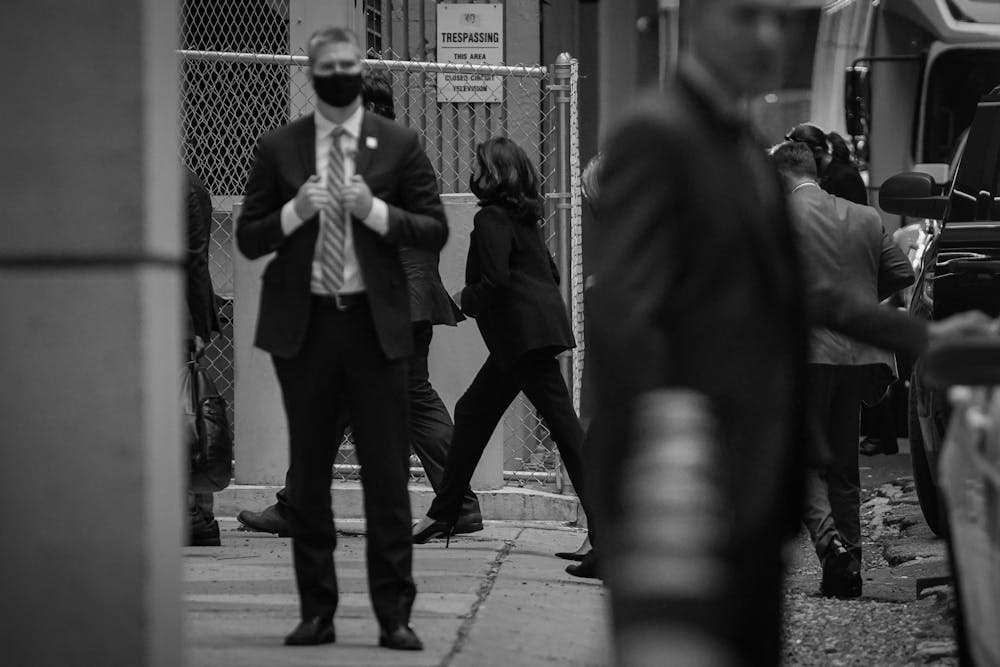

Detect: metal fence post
[550, 52, 581, 494]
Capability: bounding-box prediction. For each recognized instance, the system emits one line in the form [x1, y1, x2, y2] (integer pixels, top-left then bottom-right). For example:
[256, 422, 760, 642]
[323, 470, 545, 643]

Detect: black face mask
[312, 72, 363, 108]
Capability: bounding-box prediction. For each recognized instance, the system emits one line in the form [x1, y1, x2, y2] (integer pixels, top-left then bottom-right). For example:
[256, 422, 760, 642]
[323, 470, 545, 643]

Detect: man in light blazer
[236, 26, 447, 652]
[772, 141, 914, 599]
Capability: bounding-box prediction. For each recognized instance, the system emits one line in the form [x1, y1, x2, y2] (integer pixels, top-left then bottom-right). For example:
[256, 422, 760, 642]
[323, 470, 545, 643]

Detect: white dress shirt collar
[314, 104, 364, 140]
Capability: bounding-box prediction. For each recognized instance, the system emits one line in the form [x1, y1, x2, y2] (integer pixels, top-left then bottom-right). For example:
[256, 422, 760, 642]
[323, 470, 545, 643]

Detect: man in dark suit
[236, 71, 482, 539]
[236, 26, 447, 651]
[185, 166, 221, 547]
[588, 1, 992, 664]
[772, 141, 913, 598]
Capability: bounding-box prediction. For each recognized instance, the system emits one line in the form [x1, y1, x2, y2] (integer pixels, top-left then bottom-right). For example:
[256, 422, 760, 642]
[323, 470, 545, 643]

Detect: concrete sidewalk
[185, 520, 609, 667]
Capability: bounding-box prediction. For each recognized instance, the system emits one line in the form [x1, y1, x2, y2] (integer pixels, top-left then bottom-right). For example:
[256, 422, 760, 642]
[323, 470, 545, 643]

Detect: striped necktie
[318, 126, 348, 294]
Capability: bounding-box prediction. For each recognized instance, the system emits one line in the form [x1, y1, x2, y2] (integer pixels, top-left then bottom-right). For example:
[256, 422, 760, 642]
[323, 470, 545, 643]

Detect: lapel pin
[366, 136, 378, 150]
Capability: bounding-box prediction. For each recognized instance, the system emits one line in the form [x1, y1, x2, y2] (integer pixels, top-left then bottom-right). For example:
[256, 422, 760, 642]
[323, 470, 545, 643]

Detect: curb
[212, 482, 587, 526]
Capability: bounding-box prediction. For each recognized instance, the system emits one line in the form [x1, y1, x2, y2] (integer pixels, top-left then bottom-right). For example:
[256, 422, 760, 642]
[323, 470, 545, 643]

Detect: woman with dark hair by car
[787, 123, 868, 205]
[412, 137, 592, 555]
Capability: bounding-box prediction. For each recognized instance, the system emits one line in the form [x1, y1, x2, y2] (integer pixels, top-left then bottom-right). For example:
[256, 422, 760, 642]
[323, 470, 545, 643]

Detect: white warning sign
[437, 3, 503, 104]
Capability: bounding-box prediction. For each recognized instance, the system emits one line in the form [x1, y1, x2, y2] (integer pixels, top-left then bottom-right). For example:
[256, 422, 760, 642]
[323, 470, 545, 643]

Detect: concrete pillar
[0, 2, 182, 666]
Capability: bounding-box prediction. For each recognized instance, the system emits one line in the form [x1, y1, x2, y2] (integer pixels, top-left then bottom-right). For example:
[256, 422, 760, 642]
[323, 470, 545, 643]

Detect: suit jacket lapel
[354, 111, 377, 177]
[295, 114, 316, 180]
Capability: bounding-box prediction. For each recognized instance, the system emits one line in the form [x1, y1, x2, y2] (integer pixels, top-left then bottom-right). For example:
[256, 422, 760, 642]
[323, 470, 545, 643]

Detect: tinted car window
[948, 102, 1000, 221]
[924, 49, 1000, 164]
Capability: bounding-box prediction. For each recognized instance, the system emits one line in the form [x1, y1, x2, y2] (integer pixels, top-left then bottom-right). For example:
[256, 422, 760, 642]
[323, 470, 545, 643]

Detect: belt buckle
[334, 293, 348, 311]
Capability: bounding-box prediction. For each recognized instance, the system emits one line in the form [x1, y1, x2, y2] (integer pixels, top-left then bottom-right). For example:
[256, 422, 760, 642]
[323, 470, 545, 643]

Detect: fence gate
[179, 3, 583, 494]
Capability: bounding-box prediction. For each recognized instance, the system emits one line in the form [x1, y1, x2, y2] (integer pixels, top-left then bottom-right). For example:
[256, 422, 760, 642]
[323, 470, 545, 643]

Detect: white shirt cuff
[280, 199, 303, 236]
[363, 198, 389, 236]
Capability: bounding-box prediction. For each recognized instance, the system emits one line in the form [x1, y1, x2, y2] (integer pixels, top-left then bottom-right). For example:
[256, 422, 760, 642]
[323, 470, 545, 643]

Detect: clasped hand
[294, 174, 373, 220]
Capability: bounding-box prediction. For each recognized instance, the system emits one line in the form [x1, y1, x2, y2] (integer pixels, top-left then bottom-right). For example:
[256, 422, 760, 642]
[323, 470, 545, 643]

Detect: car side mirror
[913, 163, 950, 187]
[879, 172, 949, 220]
[924, 337, 1000, 388]
[844, 66, 869, 138]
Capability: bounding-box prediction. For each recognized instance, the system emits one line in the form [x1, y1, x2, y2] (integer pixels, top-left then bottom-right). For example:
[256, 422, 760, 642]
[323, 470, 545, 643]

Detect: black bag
[182, 357, 233, 492]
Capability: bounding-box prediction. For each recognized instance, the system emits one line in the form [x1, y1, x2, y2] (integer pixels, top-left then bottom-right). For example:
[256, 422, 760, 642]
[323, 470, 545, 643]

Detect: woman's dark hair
[825, 131, 853, 164]
[470, 137, 543, 221]
[786, 123, 855, 166]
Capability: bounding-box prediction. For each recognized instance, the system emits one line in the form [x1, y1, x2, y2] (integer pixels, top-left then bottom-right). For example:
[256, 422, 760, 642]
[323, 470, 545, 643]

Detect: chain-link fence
[179, 1, 582, 493]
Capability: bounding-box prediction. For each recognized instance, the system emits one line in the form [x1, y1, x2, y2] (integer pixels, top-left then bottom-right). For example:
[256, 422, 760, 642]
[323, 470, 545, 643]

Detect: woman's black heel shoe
[412, 517, 455, 545]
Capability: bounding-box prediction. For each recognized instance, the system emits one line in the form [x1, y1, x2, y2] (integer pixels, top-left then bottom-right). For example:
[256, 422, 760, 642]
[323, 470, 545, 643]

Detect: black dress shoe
[378, 624, 423, 651]
[820, 539, 862, 599]
[188, 520, 221, 547]
[566, 551, 601, 579]
[284, 618, 336, 646]
[237, 504, 291, 537]
[554, 550, 589, 562]
[453, 512, 484, 535]
[412, 516, 454, 545]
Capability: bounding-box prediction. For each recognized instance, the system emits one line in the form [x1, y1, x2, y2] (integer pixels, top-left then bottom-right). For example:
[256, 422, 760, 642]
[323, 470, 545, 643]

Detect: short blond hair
[307, 26, 362, 66]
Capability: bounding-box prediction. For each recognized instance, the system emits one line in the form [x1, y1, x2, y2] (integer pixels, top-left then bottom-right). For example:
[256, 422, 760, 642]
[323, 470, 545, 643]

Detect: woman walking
[412, 137, 590, 557]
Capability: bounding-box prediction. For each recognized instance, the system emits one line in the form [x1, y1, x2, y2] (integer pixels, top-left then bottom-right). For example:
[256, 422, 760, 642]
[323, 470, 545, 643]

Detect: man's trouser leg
[407, 321, 480, 517]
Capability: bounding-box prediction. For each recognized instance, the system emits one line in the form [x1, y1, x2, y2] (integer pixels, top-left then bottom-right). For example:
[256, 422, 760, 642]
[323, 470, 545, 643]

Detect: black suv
[880, 86, 1000, 535]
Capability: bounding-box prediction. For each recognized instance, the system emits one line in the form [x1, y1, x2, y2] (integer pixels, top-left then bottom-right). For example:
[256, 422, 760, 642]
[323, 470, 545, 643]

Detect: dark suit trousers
[408, 321, 480, 515]
[273, 321, 480, 518]
[426, 350, 589, 525]
[802, 363, 867, 559]
[272, 298, 415, 627]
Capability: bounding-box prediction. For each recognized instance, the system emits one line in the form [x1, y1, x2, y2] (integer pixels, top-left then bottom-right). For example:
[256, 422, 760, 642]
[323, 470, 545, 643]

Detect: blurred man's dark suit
[236, 110, 448, 631]
[789, 183, 913, 562]
[589, 65, 928, 664]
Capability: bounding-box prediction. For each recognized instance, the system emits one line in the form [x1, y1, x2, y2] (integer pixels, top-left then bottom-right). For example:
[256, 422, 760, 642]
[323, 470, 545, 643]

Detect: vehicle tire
[909, 387, 943, 536]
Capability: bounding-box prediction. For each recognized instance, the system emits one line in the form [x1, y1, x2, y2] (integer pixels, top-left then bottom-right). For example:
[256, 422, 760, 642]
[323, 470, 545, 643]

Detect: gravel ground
[780, 483, 959, 666]
[782, 588, 958, 666]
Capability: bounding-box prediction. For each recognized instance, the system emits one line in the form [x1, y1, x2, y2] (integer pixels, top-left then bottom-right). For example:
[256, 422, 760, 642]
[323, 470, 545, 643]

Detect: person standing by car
[771, 140, 914, 598]
[786, 122, 868, 205]
[787, 122, 906, 456]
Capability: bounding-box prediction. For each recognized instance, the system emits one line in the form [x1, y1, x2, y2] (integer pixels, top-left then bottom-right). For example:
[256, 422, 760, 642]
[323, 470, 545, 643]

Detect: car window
[947, 103, 1000, 222]
[923, 49, 1000, 164]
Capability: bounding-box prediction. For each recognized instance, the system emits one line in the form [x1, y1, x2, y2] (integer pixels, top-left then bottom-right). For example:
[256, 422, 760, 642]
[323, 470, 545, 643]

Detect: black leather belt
[314, 292, 368, 311]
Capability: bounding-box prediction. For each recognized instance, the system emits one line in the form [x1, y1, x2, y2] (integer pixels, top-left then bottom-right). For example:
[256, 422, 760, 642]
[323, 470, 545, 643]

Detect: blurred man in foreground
[588, 1, 993, 664]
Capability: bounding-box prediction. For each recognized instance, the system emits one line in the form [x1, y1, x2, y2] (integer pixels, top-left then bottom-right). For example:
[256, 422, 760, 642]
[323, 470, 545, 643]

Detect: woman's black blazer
[459, 204, 575, 368]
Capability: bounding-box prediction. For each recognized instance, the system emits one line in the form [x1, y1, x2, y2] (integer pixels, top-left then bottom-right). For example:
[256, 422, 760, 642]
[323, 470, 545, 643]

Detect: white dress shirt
[279, 105, 389, 294]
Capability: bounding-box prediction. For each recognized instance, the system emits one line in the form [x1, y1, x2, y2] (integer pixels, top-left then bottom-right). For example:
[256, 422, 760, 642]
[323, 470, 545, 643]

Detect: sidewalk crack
[439, 528, 523, 667]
